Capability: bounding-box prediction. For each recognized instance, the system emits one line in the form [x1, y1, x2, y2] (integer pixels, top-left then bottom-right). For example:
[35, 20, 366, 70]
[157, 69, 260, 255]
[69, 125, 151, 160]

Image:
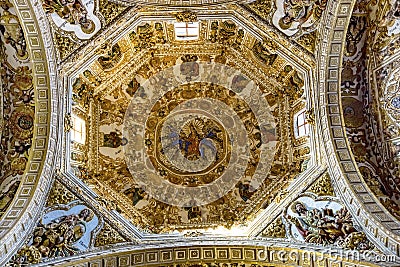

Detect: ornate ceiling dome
[66, 18, 310, 232]
[0, 0, 400, 266]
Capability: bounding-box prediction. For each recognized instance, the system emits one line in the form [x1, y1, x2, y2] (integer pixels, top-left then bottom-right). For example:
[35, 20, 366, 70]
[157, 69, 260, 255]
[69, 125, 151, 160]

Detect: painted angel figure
[43, 0, 95, 34]
[278, 0, 327, 35]
[287, 202, 355, 245]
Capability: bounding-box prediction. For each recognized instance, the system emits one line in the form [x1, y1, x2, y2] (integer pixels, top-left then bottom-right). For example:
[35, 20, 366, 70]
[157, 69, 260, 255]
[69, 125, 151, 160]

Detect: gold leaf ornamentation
[262, 216, 286, 238]
[94, 222, 126, 247]
[308, 173, 335, 196]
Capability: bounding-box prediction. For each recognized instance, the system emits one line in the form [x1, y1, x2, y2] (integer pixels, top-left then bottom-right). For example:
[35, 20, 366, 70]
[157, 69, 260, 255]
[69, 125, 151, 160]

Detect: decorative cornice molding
[32, 239, 388, 266]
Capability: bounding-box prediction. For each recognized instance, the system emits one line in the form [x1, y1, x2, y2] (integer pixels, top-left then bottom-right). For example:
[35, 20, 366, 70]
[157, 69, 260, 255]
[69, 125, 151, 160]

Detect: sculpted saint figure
[11, 208, 95, 265]
[32, 208, 94, 258]
[278, 0, 327, 34]
[286, 201, 373, 249]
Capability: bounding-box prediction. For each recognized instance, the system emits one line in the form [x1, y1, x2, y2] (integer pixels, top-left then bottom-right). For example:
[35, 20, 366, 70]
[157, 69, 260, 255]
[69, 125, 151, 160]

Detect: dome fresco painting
[0, 0, 399, 266]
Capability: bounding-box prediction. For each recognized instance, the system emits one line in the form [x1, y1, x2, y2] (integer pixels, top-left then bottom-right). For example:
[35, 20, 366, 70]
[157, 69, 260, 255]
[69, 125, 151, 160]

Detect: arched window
[71, 115, 86, 144]
[294, 109, 309, 138]
[174, 22, 199, 41]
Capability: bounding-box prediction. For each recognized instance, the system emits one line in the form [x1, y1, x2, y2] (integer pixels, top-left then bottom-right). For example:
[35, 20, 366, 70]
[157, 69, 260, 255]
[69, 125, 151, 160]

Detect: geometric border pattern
[33, 242, 383, 267]
[0, 0, 58, 264]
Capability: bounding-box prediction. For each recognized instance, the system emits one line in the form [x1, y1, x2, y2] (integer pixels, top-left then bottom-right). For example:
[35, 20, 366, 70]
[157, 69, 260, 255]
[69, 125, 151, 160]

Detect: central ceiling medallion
[123, 62, 275, 207]
[154, 113, 230, 177]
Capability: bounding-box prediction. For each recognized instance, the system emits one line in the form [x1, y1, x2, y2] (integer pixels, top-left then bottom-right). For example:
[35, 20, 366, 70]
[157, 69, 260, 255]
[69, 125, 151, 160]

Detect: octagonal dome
[63, 18, 313, 233]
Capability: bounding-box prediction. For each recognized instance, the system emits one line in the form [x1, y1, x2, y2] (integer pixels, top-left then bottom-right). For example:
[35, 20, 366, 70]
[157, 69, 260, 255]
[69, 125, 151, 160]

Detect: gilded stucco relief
[260, 173, 376, 252]
[272, 0, 327, 37]
[43, 0, 101, 39]
[284, 195, 374, 250]
[45, 0, 129, 61]
[261, 173, 381, 253]
[7, 180, 128, 266]
[12, 206, 98, 264]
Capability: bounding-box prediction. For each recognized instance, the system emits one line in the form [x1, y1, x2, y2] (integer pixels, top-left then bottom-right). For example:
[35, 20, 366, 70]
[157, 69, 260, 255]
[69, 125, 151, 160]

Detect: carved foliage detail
[99, 0, 127, 25]
[46, 180, 77, 207]
[262, 216, 286, 238]
[94, 222, 126, 247]
[248, 0, 274, 21]
[174, 11, 197, 22]
[54, 32, 80, 60]
[308, 173, 335, 196]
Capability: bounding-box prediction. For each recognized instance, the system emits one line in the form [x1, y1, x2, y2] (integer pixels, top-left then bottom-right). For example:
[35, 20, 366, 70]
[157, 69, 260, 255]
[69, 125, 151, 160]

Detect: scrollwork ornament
[262, 216, 286, 238]
[285, 196, 374, 250]
[64, 113, 72, 132]
[94, 222, 126, 247]
[305, 108, 315, 125]
[174, 11, 198, 22]
[46, 180, 77, 206]
[274, 190, 288, 203]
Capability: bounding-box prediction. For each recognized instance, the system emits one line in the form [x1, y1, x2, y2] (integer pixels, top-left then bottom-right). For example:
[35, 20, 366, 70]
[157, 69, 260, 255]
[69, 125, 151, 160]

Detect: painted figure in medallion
[98, 44, 122, 70]
[236, 181, 254, 202]
[100, 131, 127, 148]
